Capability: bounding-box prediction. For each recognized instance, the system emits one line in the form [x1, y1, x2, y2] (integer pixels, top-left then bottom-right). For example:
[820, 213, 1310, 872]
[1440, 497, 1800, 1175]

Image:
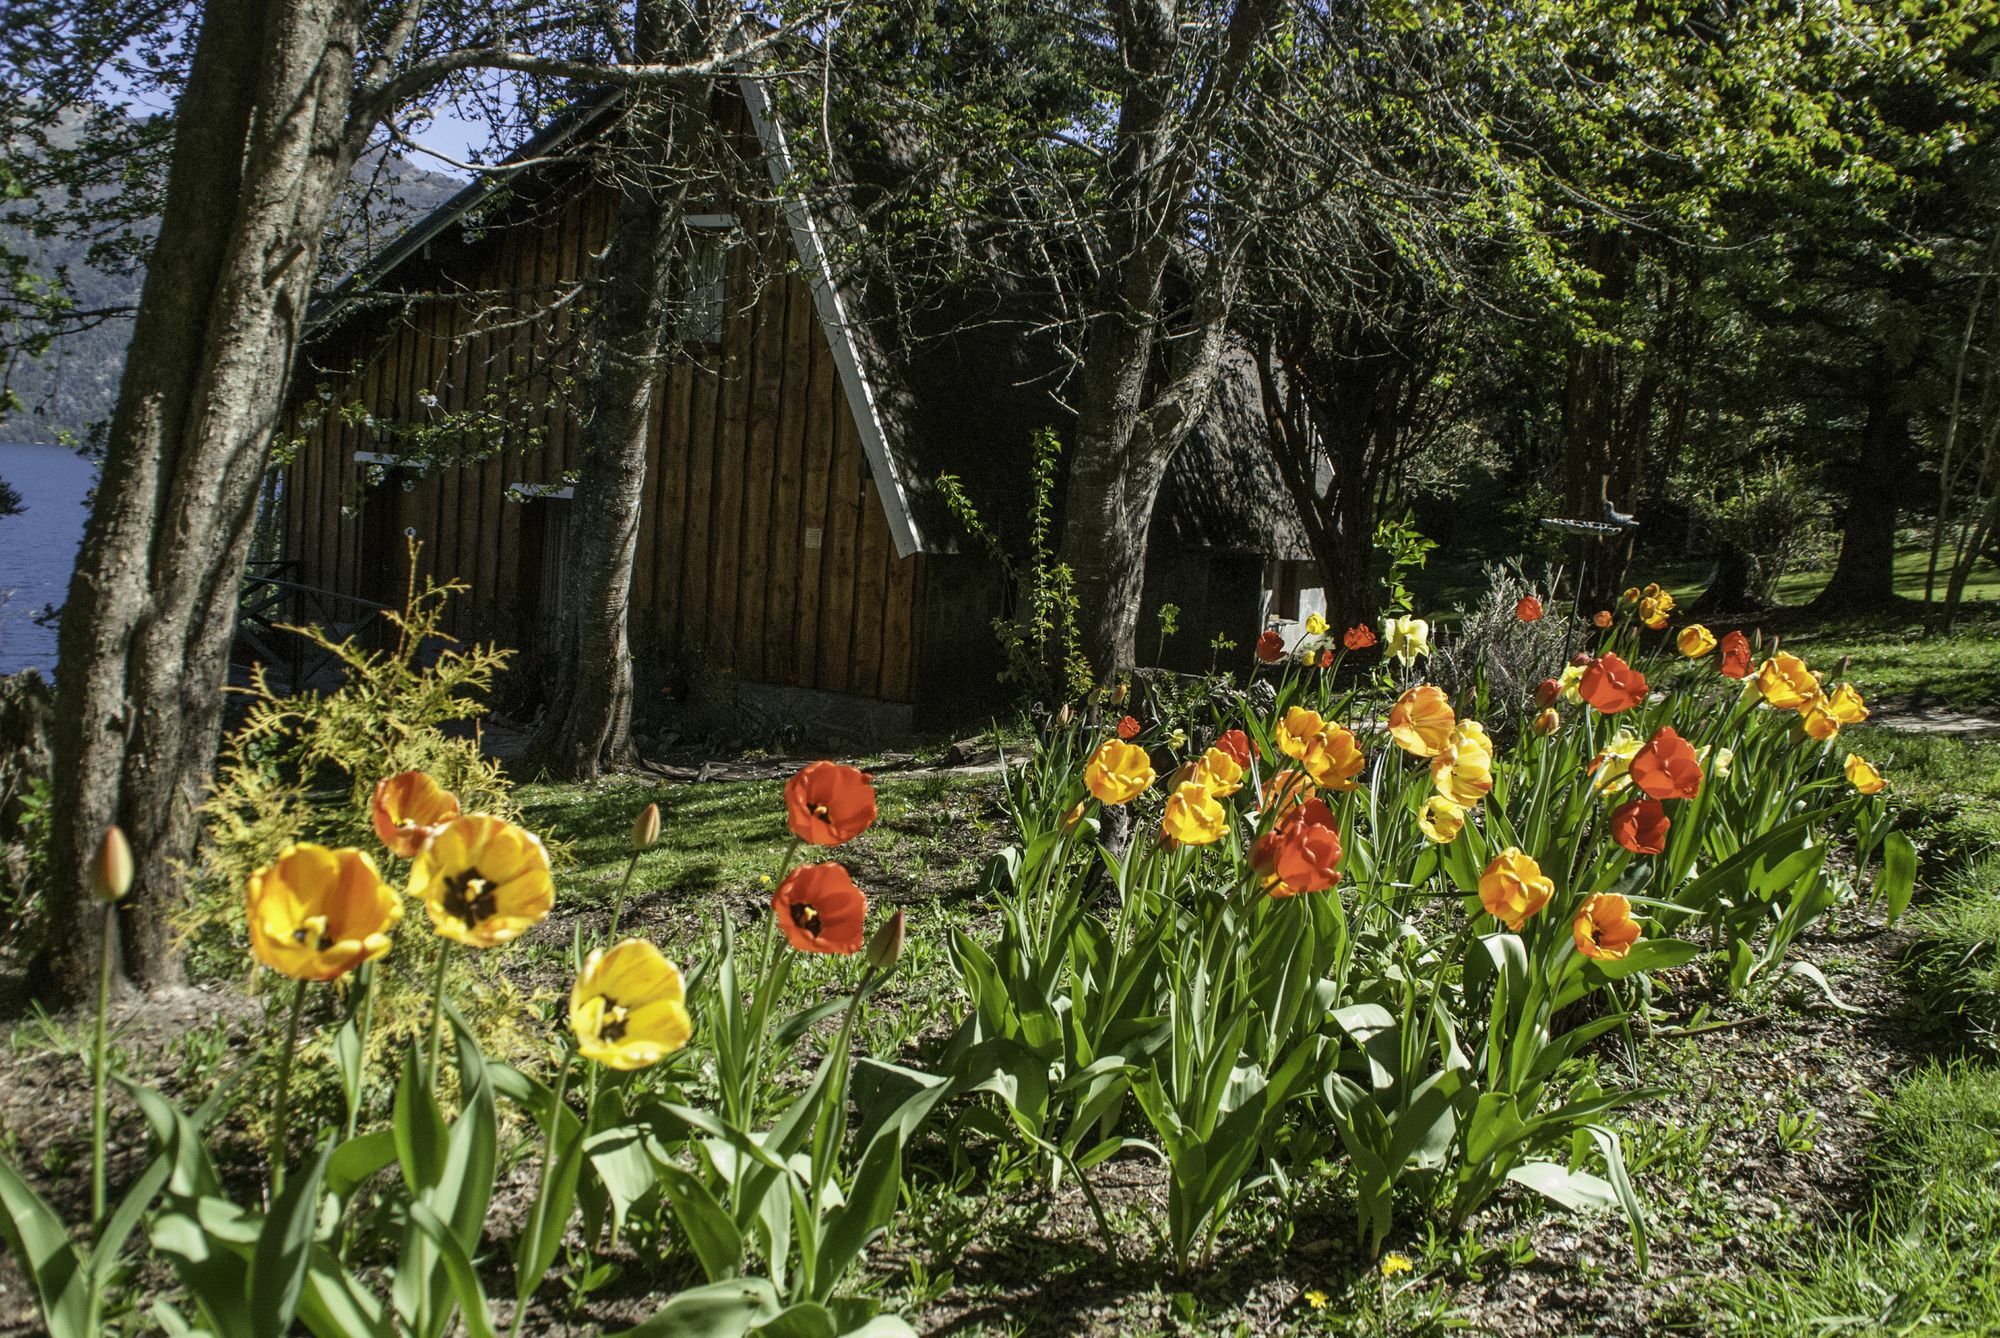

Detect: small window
[679, 234, 727, 345]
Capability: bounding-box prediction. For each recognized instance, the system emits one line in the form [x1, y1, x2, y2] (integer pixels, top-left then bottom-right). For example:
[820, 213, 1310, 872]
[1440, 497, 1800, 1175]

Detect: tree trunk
[532, 7, 711, 780]
[41, 0, 364, 1002]
[1055, 0, 1278, 679]
[1813, 358, 1908, 613]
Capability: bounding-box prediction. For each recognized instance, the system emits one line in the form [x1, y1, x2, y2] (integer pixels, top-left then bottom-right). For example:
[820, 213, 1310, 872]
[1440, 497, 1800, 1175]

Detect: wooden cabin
[278, 81, 1309, 732]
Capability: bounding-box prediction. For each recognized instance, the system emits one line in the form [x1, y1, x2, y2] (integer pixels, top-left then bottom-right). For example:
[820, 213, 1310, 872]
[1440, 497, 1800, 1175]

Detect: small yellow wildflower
[1303, 1288, 1329, 1309]
[1380, 1252, 1414, 1277]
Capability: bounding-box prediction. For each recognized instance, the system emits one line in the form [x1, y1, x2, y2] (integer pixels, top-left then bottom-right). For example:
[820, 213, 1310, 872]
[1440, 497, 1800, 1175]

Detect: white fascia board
[736, 75, 924, 558]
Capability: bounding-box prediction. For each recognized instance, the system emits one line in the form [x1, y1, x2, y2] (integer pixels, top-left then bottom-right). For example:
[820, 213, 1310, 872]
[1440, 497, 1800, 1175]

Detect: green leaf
[514, 1122, 586, 1305]
[325, 1127, 397, 1202]
[812, 1130, 903, 1299]
[249, 1136, 335, 1338]
[751, 1303, 840, 1338]
[392, 1047, 447, 1200]
[88, 1143, 171, 1285]
[585, 1126, 662, 1244]
[609, 1277, 783, 1338]
[656, 1164, 744, 1283]
[0, 1154, 89, 1338]
[405, 1200, 498, 1338]
[1504, 1161, 1618, 1212]
[1784, 959, 1864, 1014]
[1879, 830, 1917, 921]
[333, 1019, 363, 1123]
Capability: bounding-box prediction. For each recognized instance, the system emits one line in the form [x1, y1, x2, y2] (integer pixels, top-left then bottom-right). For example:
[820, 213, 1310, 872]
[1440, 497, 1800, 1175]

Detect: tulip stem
[89, 902, 116, 1230]
[426, 943, 452, 1086]
[343, 963, 377, 1143]
[606, 850, 641, 944]
[511, 1048, 574, 1338]
[269, 978, 308, 1199]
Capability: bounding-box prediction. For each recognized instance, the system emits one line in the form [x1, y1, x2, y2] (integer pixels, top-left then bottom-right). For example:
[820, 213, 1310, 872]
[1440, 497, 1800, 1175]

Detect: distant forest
[1, 135, 461, 444]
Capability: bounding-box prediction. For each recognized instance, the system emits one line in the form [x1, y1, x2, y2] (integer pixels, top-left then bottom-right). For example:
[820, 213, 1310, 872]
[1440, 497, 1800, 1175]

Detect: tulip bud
[1057, 703, 1073, 728]
[1534, 677, 1562, 709]
[1166, 760, 1198, 791]
[1570, 651, 1594, 668]
[1533, 708, 1561, 736]
[1061, 799, 1090, 832]
[866, 907, 906, 972]
[90, 825, 133, 903]
[1111, 680, 1129, 706]
[630, 802, 661, 852]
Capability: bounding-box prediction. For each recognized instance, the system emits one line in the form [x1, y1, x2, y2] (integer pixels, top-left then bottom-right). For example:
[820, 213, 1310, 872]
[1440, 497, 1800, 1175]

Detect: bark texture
[1057, 0, 1278, 678]
[41, 0, 366, 1001]
[1813, 355, 1909, 612]
[533, 5, 715, 779]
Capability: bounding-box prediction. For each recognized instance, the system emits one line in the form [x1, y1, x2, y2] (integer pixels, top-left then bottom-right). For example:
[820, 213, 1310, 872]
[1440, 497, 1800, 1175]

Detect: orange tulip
[1573, 892, 1642, 961]
[1117, 714, 1142, 741]
[1592, 610, 1613, 629]
[1717, 630, 1752, 678]
[1514, 596, 1544, 622]
[785, 761, 878, 846]
[1253, 798, 1343, 896]
[1629, 727, 1702, 800]
[1213, 728, 1253, 768]
[371, 771, 462, 859]
[1579, 653, 1648, 715]
[1255, 629, 1284, 663]
[772, 862, 868, 954]
[1387, 685, 1456, 757]
[1343, 624, 1377, 651]
[1609, 798, 1669, 855]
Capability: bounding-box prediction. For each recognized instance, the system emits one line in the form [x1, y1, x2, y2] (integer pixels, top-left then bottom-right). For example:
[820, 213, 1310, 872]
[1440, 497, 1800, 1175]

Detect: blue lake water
[0, 441, 96, 677]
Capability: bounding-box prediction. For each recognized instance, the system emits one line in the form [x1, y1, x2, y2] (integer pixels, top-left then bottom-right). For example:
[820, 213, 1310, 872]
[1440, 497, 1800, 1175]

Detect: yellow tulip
[408, 815, 555, 949]
[1589, 731, 1642, 794]
[247, 844, 402, 981]
[1301, 725, 1366, 791]
[569, 938, 692, 1070]
[1304, 612, 1329, 637]
[1387, 684, 1455, 758]
[1825, 683, 1868, 725]
[1557, 663, 1585, 705]
[1479, 847, 1554, 931]
[1276, 706, 1327, 761]
[1800, 694, 1842, 741]
[1084, 738, 1154, 805]
[1192, 746, 1245, 798]
[1161, 781, 1226, 847]
[1677, 624, 1717, 658]
[1382, 615, 1432, 665]
[1755, 653, 1820, 711]
[1430, 720, 1494, 808]
[1418, 796, 1465, 844]
[1844, 752, 1886, 795]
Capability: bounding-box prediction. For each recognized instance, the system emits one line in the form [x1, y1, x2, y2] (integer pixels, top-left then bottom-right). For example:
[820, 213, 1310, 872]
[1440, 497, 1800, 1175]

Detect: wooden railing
[234, 561, 394, 689]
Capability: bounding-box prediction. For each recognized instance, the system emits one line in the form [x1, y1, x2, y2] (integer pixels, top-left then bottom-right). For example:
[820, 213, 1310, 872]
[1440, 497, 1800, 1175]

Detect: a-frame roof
[309, 77, 925, 559]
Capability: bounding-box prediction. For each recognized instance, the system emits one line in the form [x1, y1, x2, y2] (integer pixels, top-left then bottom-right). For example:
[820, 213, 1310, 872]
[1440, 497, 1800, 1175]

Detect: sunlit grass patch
[1704, 1062, 2000, 1335]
